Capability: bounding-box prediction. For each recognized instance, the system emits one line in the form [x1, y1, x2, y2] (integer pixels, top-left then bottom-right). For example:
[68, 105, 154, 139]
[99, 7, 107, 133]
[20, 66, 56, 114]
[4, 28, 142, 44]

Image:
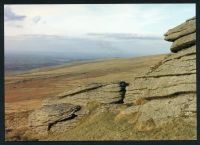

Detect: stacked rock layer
[42, 82, 129, 106]
[124, 17, 196, 126]
[29, 82, 129, 134]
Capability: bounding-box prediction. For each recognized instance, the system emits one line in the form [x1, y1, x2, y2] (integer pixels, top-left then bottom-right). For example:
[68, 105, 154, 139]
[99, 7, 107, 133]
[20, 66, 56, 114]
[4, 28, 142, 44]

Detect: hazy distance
[4, 4, 195, 73]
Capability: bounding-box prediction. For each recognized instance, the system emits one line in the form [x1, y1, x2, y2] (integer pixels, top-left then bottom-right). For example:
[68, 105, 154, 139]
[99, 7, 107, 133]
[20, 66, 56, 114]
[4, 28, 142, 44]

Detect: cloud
[7, 23, 23, 28]
[32, 16, 41, 24]
[4, 4, 195, 37]
[87, 33, 162, 40]
[4, 6, 26, 21]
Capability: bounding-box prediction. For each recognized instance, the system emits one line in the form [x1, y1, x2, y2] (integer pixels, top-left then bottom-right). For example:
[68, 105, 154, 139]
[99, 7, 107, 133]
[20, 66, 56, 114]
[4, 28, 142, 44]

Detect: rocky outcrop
[164, 17, 196, 52]
[43, 81, 129, 106]
[28, 103, 81, 134]
[29, 81, 129, 135]
[124, 17, 196, 129]
[27, 17, 196, 139]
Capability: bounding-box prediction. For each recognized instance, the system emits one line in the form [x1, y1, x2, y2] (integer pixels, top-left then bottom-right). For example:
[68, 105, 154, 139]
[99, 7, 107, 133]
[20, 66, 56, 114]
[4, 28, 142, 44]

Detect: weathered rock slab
[125, 46, 196, 103]
[28, 103, 81, 134]
[121, 93, 196, 131]
[170, 32, 196, 52]
[164, 19, 195, 42]
[43, 82, 129, 106]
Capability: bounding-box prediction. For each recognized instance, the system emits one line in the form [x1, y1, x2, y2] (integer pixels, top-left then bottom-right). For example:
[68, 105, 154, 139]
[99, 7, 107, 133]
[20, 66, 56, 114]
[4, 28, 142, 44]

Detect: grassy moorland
[5, 54, 165, 112]
[5, 54, 167, 140]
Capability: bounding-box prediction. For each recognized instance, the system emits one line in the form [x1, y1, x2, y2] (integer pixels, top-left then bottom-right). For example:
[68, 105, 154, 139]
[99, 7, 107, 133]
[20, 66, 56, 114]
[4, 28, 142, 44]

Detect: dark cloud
[4, 6, 26, 21]
[87, 33, 162, 40]
[32, 16, 41, 24]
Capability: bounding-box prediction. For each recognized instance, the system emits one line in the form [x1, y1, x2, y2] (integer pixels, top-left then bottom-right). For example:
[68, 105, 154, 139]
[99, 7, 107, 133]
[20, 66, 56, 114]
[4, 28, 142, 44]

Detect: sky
[4, 4, 196, 58]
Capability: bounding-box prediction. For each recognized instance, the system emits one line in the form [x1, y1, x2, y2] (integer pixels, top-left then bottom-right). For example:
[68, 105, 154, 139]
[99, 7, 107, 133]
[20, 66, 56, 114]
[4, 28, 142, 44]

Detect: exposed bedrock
[28, 103, 82, 135]
[29, 81, 129, 135]
[123, 17, 196, 130]
[164, 17, 195, 41]
[164, 17, 196, 52]
[125, 46, 196, 102]
[43, 81, 129, 106]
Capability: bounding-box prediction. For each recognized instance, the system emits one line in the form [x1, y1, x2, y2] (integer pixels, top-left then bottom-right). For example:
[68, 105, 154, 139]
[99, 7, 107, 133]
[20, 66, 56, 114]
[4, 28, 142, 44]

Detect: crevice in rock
[136, 72, 196, 79]
[111, 81, 129, 104]
[47, 114, 78, 131]
[129, 82, 195, 92]
[149, 82, 195, 91]
[163, 52, 196, 63]
[144, 91, 196, 101]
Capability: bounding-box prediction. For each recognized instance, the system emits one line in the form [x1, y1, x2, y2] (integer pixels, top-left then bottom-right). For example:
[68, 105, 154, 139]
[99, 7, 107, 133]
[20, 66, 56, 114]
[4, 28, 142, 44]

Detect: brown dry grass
[44, 102, 196, 141]
[5, 54, 165, 113]
[5, 54, 168, 140]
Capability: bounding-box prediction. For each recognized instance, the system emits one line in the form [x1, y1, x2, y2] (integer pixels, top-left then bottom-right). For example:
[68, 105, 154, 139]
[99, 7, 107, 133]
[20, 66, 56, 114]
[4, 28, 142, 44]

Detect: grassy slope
[5, 54, 197, 140]
[5, 54, 165, 113]
[45, 102, 196, 140]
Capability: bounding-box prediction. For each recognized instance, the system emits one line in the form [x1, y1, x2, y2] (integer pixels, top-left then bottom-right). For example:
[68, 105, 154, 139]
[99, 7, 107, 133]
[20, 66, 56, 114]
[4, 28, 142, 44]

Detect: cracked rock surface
[124, 17, 196, 128]
[28, 103, 81, 134]
[29, 81, 129, 135]
[43, 81, 129, 106]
